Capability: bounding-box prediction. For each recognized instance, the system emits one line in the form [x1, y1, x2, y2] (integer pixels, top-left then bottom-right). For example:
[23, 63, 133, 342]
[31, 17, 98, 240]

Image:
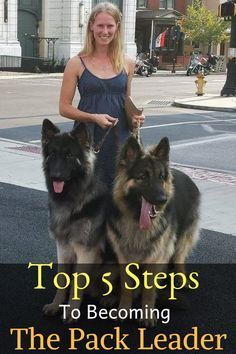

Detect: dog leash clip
[93, 146, 100, 154]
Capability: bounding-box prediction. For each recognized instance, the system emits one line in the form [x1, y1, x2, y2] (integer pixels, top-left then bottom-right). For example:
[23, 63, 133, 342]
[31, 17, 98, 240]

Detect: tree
[181, 0, 229, 53]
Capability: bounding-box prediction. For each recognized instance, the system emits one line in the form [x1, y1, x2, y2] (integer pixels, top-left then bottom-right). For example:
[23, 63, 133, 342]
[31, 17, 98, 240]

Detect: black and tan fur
[41, 119, 108, 322]
[107, 136, 200, 326]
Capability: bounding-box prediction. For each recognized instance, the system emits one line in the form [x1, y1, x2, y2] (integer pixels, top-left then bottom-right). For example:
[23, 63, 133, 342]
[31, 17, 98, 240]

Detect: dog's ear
[41, 119, 60, 144]
[71, 123, 91, 148]
[151, 137, 170, 161]
[119, 136, 143, 166]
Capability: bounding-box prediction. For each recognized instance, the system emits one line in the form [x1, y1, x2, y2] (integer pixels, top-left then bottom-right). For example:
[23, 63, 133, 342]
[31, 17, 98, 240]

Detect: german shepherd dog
[107, 136, 200, 326]
[41, 119, 107, 322]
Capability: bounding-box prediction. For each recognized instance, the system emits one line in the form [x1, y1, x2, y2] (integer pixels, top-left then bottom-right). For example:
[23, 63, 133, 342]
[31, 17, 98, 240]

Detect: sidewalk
[174, 94, 236, 112]
[0, 71, 63, 80]
[0, 137, 235, 236]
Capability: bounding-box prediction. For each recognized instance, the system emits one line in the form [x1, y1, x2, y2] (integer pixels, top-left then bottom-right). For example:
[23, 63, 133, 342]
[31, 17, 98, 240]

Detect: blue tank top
[76, 57, 130, 186]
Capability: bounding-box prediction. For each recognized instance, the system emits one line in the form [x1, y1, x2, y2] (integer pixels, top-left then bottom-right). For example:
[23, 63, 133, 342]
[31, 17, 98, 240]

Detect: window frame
[4, 0, 8, 23]
[136, 0, 147, 9]
[159, 0, 174, 10]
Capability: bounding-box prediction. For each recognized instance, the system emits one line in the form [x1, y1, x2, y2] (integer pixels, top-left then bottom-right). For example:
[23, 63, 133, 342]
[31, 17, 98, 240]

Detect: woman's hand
[132, 113, 145, 128]
[94, 114, 118, 129]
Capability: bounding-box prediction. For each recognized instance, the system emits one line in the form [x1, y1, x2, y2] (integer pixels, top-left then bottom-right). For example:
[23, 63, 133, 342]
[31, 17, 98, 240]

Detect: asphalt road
[0, 109, 235, 173]
[0, 73, 228, 123]
[0, 74, 236, 264]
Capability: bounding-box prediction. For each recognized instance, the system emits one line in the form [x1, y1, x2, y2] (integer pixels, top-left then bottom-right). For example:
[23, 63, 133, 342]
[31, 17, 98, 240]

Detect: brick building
[136, 0, 226, 68]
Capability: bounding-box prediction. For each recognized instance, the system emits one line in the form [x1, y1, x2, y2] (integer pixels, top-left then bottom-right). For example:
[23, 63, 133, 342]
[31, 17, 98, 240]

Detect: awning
[136, 9, 183, 24]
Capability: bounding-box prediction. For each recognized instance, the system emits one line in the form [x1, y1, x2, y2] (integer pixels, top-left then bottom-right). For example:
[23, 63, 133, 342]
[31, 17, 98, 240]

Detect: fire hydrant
[195, 72, 206, 96]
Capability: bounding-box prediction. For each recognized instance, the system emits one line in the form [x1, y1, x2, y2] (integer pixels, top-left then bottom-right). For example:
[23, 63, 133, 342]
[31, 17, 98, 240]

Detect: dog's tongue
[53, 181, 64, 194]
[139, 196, 152, 230]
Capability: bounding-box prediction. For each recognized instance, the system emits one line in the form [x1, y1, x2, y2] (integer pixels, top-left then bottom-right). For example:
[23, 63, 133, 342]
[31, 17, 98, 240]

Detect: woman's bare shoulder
[124, 54, 135, 75]
[65, 55, 84, 68]
[64, 55, 84, 77]
[124, 54, 135, 64]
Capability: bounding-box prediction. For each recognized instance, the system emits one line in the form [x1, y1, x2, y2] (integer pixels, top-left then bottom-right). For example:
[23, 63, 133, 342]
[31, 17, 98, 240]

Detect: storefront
[136, 8, 186, 68]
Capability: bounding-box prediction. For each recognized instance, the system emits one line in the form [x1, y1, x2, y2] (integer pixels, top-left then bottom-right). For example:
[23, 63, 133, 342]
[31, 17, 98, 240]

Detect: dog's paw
[61, 307, 79, 324]
[62, 314, 77, 324]
[116, 302, 131, 322]
[43, 303, 60, 316]
[61, 302, 82, 324]
[139, 314, 158, 328]
[100, 295, 118, 308]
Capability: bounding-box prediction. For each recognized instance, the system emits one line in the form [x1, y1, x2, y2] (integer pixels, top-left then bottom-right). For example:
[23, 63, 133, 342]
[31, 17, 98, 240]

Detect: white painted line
[191, 113, 222, 120]
[0, 137, 39, 147]
[191, 112, 236, 122]
[29, 140, 41, 143]
[141, 118, 235, 129]
[172, 134, 235, 148]
[201, 124, 216, 133]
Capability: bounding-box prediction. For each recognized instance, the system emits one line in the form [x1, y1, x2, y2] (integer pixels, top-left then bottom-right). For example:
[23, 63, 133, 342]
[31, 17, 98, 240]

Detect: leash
[93, 119, 118, 154]
[131, 115, 142, 144]
[93, 114, 142, 154]
[131, 120, 141, 143]
[124, 96, 143, 144]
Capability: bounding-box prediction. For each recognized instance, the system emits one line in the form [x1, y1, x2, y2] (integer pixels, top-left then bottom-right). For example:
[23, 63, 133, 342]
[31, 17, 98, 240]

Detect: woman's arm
[59, 56, 117, 129]
[126, 56, 135, 97]
[125, 55, 145, 127]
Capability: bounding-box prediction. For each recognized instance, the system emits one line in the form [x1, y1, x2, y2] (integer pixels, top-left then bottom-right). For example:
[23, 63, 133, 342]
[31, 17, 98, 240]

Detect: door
[18, 10, 38, 57]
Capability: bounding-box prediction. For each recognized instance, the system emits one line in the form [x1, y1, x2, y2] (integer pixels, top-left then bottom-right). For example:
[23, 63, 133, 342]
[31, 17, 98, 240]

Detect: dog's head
[114, 136, 173, 230]
[41, 119, 94, 196]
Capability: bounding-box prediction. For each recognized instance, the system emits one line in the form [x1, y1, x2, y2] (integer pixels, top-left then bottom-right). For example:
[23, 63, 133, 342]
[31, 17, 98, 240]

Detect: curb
[135, 71, 226, 78]
[173, 100, 236, 112]
[0, 73, 63, 80]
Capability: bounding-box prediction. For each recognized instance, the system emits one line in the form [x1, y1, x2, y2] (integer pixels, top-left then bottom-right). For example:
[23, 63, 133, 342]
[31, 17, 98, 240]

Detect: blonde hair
[80, 2, 124, 73]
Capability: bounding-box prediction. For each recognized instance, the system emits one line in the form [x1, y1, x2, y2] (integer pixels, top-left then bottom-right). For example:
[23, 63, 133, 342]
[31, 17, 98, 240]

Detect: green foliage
[181, 0, 229, 48]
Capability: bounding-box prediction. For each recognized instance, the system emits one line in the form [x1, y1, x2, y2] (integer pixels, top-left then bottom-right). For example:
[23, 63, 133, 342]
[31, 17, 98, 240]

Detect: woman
[59, 2, 145, 186]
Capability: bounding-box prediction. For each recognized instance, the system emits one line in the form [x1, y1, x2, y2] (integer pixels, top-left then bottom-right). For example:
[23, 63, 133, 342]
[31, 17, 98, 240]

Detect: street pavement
[1, 70, 234, 113]
[0, 72, 236, 263]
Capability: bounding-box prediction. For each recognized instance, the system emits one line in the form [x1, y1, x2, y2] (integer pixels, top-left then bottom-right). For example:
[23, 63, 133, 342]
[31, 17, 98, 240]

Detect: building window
[4, 0, 8, 23]
[92, 0, 123, 11]
[193, 41, 200, 49]
[137, 0, 147, 8]
[160, 0, 174, 9]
